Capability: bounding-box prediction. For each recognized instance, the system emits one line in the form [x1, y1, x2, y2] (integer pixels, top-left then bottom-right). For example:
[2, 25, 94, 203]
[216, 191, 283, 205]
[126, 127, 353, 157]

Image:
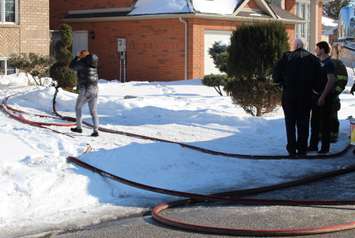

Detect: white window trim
[0, 57, 17, 75]
[295, 0, 311, 49]
[0, 0, 19, 24]
[0, 57, 8, 75]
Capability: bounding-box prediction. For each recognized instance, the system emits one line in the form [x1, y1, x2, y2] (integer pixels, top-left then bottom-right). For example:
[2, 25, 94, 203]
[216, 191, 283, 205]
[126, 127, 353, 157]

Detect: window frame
[0, 0, 19, 24]
[295, 0, 311, 49]
[0, 57, 16, 75]
[0, 58, 7, 75]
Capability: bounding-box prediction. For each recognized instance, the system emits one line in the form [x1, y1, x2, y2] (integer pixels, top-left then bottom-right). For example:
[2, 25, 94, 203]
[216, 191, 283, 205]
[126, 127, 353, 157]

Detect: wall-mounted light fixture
[89, 31, 96, 40]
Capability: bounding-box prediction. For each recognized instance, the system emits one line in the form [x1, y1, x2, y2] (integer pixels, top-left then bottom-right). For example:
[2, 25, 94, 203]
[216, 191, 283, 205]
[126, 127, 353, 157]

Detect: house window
[0, 0, 17, 23]
[0, 58, 16, 75]
[296, 0, 311, 48]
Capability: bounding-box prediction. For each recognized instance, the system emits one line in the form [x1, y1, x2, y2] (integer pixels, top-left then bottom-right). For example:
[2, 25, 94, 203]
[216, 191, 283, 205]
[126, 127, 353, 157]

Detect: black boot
[91, 131, 99, 137]
[71, 127, 83, 133]
[318, 145, 330, 154]
[307, 145, 318, 152]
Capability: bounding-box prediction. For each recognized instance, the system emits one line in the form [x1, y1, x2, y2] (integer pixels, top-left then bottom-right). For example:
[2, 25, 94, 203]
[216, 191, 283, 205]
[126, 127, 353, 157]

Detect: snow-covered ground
[0, 72, 354, 238]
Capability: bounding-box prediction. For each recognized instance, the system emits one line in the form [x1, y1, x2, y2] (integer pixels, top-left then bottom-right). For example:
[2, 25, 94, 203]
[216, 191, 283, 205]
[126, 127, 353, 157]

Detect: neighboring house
[50, 0, 323, 81]
[322, 16, 337, 43]
[0, 0, 50, 75]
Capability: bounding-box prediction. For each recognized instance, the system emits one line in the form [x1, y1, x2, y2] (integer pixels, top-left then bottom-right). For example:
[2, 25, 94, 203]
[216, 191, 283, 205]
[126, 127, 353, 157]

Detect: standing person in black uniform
[309, 42, 337, 153]
[351, 82, 355, 155]
[273, 39, 321, 156]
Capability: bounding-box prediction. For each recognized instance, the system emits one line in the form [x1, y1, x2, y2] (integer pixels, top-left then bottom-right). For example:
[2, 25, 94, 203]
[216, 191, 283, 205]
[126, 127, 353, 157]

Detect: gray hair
[294, 38, 305, 50]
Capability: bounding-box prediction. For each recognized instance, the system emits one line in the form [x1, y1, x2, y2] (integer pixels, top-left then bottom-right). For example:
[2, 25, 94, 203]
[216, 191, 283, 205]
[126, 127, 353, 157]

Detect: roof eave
[63, 13, 304, 24]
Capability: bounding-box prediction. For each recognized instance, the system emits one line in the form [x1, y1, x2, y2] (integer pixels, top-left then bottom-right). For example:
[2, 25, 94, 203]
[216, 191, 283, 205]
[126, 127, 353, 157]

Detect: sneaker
[71, 127, 83, 133]
[91, 131, 99, 137]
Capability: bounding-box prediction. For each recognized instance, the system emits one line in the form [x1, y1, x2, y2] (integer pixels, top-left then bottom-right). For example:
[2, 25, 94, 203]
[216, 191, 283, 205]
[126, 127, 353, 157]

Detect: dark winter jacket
[273, 48, 321, 101]
[70, 54, 99, 89]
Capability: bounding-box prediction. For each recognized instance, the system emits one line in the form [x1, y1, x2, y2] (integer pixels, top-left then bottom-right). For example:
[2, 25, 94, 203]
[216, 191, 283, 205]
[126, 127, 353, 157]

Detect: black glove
[351, 83, 355, 95]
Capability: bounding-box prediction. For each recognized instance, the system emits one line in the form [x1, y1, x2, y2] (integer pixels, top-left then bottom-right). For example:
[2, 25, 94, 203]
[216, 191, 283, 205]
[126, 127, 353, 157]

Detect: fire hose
[51, 88, 351, 160]
[2, 89, 355, 236]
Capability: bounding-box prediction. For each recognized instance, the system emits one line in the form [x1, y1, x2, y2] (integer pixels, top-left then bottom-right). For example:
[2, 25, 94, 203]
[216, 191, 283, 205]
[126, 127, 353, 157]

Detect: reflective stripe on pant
[75, 86, 99, 131]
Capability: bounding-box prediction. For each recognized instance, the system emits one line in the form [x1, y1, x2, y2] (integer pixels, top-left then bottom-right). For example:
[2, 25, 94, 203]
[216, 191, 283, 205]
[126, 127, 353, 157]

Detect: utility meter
[117, 38, 127, 52]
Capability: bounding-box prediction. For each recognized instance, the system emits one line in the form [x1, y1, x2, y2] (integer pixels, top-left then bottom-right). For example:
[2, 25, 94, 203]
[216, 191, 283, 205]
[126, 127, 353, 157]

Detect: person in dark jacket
[273, 39, 321, 156]
[70, 50, 99, 137]
[309, 42, 337, 153]
[351, 82, 355, 155]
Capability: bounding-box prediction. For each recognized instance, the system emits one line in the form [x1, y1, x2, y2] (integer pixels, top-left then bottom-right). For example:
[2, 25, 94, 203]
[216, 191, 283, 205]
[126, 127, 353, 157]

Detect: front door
[72, 31, 88, 57]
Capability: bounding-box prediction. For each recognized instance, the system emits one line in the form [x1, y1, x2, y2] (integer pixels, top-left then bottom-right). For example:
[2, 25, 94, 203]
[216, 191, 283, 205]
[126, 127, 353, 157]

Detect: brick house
[0, 0, 50, 75]
[50, 0, 323, 81]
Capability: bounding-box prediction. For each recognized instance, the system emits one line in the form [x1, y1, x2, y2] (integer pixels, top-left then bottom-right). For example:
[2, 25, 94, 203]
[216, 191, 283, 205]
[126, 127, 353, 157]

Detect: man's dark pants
[282, 96, 311, 154]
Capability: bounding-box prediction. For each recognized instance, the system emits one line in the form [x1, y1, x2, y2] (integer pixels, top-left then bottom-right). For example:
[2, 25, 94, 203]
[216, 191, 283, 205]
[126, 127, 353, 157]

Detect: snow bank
[0, 74, 52, 87]
[322, 16, 338, 27]
[0, 74, 29, 87]
[1, 74, 354, 237]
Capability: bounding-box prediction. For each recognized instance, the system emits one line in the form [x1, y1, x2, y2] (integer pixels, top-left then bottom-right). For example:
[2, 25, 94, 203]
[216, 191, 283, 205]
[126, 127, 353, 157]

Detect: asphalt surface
[55, 150, 355, 238]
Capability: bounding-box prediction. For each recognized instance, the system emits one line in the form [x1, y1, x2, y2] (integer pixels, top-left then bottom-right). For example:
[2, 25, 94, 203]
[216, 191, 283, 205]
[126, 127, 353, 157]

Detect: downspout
[179, 17, 188, 80]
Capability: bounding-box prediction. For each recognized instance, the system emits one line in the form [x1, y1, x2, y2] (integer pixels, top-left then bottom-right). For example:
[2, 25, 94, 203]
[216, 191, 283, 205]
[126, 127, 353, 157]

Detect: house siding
[50, 0, 322, 81]
[0, 0, 49, 57]
[70, 19, 185, 81]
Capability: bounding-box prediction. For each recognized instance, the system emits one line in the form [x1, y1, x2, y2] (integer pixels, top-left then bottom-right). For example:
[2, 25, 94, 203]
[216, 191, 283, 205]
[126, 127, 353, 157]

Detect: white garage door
[72, 31, 88, 57]
[204, 30, 232, 75]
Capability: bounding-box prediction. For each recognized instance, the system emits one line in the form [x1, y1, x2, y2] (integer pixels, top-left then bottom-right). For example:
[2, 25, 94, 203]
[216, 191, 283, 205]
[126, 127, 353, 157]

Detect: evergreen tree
[50, 24, 77, 91]
[226, 22, 289, 116]
[323, 0, 350, 19]
[202, 42, 230, 96]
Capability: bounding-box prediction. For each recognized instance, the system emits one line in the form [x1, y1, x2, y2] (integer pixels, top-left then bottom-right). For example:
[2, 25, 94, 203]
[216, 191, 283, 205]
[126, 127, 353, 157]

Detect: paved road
[56, 150, 355, 238]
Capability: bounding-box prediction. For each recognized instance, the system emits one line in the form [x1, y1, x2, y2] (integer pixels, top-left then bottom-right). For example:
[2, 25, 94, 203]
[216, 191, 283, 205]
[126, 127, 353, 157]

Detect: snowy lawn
[0, 73, 354, 237]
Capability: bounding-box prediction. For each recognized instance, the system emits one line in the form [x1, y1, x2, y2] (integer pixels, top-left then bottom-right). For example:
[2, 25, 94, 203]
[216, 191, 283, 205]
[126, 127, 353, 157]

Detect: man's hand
[351, 83, 355, 95]
[318, 96, 326, 107]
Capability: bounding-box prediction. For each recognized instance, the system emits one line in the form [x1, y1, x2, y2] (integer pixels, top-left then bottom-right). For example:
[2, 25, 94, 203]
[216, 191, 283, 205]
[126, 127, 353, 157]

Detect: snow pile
[0, 75, 354, 237]
[0, 74, 53, 87]
[322, 16, 338, 27]
[130, 0, 192, 15]
[192, 0, 241, 15]
[0, 73, 29, 87]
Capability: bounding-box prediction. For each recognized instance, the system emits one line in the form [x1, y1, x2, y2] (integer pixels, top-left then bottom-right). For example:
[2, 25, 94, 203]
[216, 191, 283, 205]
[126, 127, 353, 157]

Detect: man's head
[78, 50, 90, 59]
[293, 38, 304, 50]
[315, 41, 330, 57]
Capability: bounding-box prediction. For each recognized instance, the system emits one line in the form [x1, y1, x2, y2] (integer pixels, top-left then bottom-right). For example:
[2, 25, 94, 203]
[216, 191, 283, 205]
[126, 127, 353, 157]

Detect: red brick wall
[285, 0, 296, 13]
[247, 0, 258, 9]
[69, 19, 185, 81]
[65, 18, 296, 81]
[50, 0, 300, 81]
[188, 19, 296, 80]
[285, 24, 296, 49]
[50, 0, 135, 29]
